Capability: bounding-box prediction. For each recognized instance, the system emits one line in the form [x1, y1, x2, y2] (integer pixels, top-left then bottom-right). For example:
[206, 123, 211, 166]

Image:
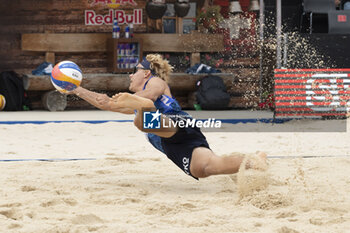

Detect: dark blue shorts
[161, 126, 210, 179]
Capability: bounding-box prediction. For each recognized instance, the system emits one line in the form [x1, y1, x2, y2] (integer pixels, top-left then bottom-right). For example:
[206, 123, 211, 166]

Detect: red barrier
[274, 69, 350, 117]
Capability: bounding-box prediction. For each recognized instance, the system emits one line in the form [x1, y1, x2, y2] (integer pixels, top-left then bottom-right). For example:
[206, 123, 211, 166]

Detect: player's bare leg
[190, 149, 268, 178]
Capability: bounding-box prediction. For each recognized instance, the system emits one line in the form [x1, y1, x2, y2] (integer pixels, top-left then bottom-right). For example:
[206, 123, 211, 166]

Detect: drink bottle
[125, 25, 130, 38]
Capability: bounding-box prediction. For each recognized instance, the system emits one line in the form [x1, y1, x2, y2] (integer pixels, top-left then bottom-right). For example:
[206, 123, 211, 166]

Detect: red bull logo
[85, 9, 142, 25]
[90, 0, 137, 7]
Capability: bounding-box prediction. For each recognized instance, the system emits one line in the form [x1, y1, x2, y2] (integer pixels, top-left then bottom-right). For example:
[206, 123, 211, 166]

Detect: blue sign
[143, 110, 161, 129]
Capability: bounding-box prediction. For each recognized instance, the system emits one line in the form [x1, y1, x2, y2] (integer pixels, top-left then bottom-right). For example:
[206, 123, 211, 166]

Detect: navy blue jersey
[143, 76, 188, 154]
[142, 76, 210, 179]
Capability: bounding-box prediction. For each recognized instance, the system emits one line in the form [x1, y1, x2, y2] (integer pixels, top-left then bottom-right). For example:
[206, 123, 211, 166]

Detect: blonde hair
[146, 54, 173, 82]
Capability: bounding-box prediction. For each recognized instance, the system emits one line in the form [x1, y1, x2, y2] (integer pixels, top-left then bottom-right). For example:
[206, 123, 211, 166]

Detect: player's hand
[96, 94, 110, 106]
[112, 93, 121, 101]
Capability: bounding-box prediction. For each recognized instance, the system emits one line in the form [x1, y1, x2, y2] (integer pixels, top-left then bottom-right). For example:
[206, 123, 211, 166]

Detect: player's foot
[246, 152, 268, 171]
[257, 151, 267, 162]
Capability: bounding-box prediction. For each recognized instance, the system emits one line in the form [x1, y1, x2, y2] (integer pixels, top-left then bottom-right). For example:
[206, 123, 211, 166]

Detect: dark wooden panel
[22, 34, 109, 52]
[23, 73, 234, 91]
[0, 0, 147, 73]
[22, 33, 225, 53]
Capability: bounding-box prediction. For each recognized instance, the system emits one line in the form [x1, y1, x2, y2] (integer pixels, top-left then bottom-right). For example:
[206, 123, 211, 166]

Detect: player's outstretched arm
[72, 86, 134, 114]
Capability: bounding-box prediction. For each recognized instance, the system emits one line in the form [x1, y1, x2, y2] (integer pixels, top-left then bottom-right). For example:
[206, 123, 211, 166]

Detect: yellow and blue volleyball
[51, 61, 82, 93]
[0, 94, 6, 111]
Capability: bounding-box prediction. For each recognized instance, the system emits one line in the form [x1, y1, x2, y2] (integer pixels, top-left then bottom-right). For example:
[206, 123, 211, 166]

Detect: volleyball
[0, 94, 5, 111]
[50, 61, 82, 93]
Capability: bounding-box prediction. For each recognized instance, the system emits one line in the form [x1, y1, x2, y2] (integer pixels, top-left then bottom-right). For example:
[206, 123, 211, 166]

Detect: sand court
[1, 110, 350, 232]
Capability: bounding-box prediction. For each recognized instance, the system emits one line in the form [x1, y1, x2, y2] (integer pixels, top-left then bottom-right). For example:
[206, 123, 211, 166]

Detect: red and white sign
[338, 15, 347, 22]
[274, 69, 350, 117]
[85, 9, 143, 25]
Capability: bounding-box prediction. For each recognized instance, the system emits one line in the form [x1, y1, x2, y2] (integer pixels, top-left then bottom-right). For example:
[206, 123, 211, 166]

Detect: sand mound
[239, 190, 292, 210]
[234, 154, 293, 210]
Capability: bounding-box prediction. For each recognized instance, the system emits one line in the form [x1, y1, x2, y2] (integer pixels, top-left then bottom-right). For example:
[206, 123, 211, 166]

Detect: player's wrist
[71, 86, 82, 95]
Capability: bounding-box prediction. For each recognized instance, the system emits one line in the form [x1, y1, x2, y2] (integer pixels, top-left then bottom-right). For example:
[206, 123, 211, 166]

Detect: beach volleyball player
[70, 54, 267, 179]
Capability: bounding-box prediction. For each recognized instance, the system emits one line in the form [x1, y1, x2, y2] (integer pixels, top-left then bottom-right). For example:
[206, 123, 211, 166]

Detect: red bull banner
[85, 0, 142, 25]
[274, 69, 350, 117]
[85, 9, 142, 25]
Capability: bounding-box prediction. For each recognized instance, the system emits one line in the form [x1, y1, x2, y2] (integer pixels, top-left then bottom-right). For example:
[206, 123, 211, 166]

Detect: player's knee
[191, 168, 207, 178]
[201, 157, 223, 178]
[191, 159, 215, 178]
[190, 149, 219, 178]
[203, 163, 219, 177]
